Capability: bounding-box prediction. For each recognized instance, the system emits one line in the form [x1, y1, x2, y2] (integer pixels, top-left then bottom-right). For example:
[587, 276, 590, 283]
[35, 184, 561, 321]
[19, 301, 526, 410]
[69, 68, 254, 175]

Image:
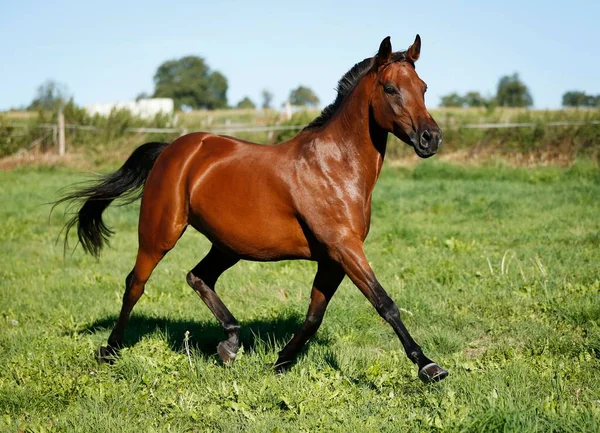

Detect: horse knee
[375, 294, 400, 322]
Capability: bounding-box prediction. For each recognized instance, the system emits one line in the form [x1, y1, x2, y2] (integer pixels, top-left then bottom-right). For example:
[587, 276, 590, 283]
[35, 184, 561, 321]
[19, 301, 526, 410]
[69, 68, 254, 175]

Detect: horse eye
[384, 84, 398, 95]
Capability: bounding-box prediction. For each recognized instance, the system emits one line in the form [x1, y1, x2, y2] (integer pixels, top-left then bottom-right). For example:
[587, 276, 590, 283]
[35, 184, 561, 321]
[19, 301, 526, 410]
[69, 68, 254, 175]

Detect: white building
[85, 98, 174, 119]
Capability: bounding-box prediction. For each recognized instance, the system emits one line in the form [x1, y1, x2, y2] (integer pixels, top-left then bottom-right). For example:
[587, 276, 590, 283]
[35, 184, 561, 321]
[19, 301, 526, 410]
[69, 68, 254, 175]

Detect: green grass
[1, 160, 599, 432]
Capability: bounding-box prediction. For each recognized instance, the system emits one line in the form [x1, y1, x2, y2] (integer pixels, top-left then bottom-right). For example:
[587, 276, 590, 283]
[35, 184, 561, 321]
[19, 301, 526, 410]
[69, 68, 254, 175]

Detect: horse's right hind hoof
[216, 341, 237, 364]
[96, 345, 119, 364]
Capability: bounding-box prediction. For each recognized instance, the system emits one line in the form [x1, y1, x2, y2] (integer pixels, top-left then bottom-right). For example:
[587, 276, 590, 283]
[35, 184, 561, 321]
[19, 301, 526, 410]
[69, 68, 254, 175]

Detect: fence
[4, 116, 600, 156]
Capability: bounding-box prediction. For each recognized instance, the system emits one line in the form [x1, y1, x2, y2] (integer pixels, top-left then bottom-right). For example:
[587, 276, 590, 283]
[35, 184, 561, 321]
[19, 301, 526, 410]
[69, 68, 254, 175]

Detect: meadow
[1, 158, 599, 432]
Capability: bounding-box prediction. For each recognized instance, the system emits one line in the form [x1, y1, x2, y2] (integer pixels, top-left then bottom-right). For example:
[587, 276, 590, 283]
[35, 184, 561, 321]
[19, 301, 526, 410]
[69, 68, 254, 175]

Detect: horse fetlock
[217, 340, 238, 364]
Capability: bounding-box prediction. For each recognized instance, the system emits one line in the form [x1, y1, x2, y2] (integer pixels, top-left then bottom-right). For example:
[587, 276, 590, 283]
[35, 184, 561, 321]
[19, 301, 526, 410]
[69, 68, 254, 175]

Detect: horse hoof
[217, 341, 237, 364]
[418, 362, 448, 383]
[273, 359, 293, 374]
[95, 345, 118, 364]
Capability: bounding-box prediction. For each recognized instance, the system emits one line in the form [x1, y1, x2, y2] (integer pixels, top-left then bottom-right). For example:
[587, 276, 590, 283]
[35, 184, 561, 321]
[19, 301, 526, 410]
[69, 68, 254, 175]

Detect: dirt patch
[0, 150, 91, 171]
[464, 334, 493, 359]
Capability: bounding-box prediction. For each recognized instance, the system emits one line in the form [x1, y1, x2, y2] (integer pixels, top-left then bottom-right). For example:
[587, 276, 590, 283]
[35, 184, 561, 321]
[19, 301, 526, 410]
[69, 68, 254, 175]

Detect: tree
[562, 91, 587, 107]
[28, 79, 69, 111]
[261, 89, 274, 109]
[439, 92, 465, 107]
[289, 85, 320, 107]
[205, 71, 228, 109]
[135, 92, 150, 101]
[153, 56, 228, 110]
[495, 73, 533, 107]
[562, 91, 599, 107]
[464, 91, 488, 107]
[236, 96, 256, 109]
[585, 95, 600, 107]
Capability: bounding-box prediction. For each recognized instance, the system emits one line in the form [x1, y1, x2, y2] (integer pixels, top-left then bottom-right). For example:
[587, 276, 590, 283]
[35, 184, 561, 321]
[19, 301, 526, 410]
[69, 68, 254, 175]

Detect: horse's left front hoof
[95, 345, 119, 364]
[418, 362, 448, 383]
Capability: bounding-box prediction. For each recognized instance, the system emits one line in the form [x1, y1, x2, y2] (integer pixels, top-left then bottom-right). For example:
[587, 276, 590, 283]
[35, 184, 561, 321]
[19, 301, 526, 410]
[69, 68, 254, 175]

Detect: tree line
[27, 55, 319, 112]
[440, 73, 599, 109]
[440, 73, 533, 108]
[24, 56, 599, 112]
[147, 54, 322, 109]
[561, 91, 600, 108]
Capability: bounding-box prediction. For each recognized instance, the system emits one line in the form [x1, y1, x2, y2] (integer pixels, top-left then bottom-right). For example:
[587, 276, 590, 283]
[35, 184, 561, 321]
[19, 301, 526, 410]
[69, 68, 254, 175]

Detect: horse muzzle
[413, 126, 442, 158]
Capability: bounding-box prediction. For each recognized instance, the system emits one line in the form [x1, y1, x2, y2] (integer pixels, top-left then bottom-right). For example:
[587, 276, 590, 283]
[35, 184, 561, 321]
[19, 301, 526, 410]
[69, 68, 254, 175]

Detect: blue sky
[1, 0, 599, 111]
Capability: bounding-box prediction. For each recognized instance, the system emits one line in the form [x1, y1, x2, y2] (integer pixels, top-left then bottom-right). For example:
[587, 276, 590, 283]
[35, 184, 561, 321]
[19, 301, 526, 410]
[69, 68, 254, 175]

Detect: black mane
[304, 51, 411, 130]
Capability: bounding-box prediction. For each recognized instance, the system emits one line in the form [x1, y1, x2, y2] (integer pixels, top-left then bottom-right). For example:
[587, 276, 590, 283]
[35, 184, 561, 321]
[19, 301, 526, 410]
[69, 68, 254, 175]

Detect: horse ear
[406, 34, 421, 63]
[374, 36, 392, 68]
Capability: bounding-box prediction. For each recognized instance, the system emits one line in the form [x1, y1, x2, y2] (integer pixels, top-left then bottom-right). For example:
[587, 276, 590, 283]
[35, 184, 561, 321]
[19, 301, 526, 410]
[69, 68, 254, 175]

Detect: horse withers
[58, 35, 446, 383]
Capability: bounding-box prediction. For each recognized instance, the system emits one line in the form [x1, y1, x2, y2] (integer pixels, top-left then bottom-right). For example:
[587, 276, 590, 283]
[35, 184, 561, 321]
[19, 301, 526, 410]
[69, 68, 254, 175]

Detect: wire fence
[3, 118, 600, 156]
[8, 119, 600, 134]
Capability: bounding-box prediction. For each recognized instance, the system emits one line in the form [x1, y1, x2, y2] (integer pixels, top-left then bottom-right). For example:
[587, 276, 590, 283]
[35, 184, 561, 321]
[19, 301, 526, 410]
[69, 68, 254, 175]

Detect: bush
[387, 108, 600, 161]
[2, 105, 598, 164]
[0, 113, 53, 157]
[273, 110, 318, 142]
[0, 101, 179, 158]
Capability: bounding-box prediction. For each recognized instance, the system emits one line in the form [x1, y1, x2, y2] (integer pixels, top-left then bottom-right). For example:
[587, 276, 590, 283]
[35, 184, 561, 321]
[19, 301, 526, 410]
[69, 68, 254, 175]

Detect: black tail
[55, 142, 169, 257]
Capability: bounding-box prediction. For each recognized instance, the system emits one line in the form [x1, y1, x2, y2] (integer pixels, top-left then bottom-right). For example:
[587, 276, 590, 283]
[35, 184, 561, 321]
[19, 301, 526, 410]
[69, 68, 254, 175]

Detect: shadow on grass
[78, 312, 332, 359]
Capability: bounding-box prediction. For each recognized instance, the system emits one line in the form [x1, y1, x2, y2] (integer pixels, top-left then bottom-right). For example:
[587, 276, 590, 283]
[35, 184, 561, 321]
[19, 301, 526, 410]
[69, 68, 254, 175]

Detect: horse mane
[304, 50, 411, 130]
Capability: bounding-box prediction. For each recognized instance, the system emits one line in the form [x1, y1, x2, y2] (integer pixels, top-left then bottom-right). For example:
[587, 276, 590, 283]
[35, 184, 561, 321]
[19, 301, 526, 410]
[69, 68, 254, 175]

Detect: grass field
[1, 160, 599, 432]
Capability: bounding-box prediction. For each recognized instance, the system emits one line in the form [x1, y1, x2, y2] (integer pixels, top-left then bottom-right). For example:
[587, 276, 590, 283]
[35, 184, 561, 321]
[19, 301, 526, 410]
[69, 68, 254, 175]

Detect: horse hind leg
[97, 226, 187, 363]
[186, 246, 240, 363]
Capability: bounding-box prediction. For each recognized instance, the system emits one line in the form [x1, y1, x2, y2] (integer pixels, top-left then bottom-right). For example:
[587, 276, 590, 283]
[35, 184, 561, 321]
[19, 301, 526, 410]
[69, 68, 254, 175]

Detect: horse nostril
[420, 130, 432, 148]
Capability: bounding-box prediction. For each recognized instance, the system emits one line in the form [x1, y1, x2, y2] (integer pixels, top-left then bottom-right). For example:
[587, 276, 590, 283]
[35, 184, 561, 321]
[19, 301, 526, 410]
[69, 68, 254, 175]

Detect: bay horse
[59, 35, 447, 383]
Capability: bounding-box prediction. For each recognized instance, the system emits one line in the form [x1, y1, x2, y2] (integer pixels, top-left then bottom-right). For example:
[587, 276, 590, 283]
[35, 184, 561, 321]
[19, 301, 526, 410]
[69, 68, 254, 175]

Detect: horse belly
[189, 207, 310, 261]
[188, 168, 311, 261]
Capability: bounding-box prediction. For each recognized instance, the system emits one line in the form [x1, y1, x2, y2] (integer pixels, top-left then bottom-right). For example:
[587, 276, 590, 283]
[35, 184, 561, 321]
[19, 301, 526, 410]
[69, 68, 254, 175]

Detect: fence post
[57, 108, 65, 156]
[52, 125, 58, 148]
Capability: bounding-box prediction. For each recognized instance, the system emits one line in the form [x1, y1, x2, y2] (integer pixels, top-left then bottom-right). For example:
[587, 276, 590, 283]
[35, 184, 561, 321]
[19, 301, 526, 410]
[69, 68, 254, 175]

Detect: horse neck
[322, 75, 388, 188]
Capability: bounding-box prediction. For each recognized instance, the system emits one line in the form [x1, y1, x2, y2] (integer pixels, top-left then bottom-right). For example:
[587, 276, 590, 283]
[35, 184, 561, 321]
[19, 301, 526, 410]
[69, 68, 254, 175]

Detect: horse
[58, 35, 447, 383]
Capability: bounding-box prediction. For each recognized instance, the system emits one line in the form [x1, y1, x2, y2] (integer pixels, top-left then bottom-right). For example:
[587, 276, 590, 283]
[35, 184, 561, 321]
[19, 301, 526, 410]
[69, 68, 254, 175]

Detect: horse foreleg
[186, 246, 240, 363]
[274, 260, 345, 372]
[331, 237, 448, 383]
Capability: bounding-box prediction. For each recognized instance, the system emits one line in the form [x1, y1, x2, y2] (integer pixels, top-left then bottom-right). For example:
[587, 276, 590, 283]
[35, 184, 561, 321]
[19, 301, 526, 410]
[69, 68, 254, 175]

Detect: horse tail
[55, 142, 169, 257]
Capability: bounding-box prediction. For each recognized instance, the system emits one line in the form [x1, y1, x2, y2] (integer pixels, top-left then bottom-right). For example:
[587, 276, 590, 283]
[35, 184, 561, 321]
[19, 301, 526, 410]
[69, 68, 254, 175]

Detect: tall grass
[2, 107, 599, 164]
[0, 102, 177, 159]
